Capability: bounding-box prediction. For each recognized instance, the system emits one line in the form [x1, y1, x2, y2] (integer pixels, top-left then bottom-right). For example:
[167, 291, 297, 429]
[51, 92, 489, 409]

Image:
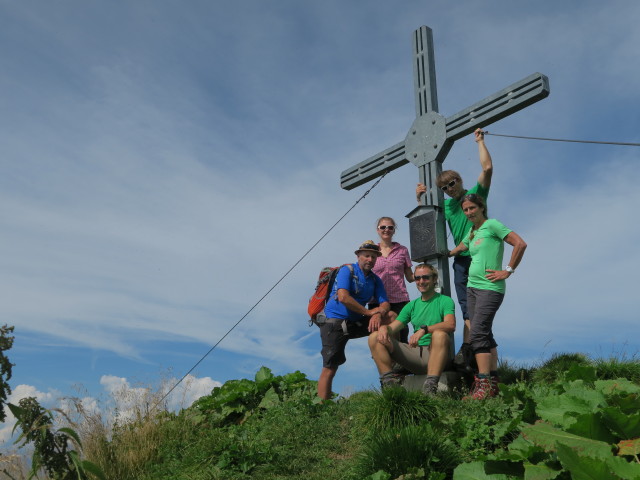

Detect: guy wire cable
[153, 131, 638, 409]
[155, 170, 390, 408]
[484, 131, 640, 147]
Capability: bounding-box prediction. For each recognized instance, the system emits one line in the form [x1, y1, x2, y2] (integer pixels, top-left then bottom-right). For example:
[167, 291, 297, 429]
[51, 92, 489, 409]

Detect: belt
[325, 318, 365, 336]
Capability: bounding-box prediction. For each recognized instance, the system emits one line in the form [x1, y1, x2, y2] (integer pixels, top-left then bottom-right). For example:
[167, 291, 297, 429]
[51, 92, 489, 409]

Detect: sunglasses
[415, 274, 433, 281]
[378, 225, 395, 231]
[440, 179, 457, 191]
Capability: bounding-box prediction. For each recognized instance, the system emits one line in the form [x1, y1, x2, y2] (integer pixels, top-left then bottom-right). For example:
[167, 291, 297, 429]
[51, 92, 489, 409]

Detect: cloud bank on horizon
[0, 374, 221, 446]
[1, 1, 639, 402]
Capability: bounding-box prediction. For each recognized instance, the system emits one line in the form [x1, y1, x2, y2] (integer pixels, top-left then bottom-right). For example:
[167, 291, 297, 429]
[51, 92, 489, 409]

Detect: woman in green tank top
[448, 194, 527, 399]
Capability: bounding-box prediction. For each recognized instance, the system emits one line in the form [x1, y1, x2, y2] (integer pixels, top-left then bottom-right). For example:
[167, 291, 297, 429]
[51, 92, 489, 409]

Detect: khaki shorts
[388, 335, 453, 375]
[389, 337, 429, 375]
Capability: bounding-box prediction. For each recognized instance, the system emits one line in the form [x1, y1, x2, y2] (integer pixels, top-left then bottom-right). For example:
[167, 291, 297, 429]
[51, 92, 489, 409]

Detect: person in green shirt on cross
[416, 128, 492, 372]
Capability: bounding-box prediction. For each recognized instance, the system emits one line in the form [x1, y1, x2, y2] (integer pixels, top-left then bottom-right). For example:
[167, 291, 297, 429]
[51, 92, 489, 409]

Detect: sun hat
[354, 240, 382, 256]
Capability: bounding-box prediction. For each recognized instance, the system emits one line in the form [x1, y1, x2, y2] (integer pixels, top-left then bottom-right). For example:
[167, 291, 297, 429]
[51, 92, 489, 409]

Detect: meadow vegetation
[2, 322, 640, 479]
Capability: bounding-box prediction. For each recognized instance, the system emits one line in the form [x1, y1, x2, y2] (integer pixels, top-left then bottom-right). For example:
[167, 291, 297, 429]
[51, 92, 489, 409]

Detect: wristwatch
[505, 266, 515, 274]
[419, 325, 429, 332]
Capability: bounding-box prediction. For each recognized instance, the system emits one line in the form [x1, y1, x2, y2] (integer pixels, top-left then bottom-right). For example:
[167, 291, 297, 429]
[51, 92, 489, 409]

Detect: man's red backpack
[308, 264, 354, 326]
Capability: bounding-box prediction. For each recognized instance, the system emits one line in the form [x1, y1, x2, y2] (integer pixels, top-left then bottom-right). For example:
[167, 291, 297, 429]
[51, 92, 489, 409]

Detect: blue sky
[2, 0, 639, 442]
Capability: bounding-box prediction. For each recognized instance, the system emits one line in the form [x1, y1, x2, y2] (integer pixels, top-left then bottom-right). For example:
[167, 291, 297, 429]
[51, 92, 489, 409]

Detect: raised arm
[475, 128, 493, 189]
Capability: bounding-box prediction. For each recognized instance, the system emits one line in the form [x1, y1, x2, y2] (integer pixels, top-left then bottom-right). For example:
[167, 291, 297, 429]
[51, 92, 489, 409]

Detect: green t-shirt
[396, 293, 455, 346]
[445, 182, 489, 257]
[462, 218, 512, 294]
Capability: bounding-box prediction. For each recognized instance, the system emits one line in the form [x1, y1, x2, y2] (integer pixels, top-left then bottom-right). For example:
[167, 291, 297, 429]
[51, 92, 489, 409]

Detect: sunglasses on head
[440, 179, 457, 191]
[378, 225, 395, 231]
[415, 274, 433, 281]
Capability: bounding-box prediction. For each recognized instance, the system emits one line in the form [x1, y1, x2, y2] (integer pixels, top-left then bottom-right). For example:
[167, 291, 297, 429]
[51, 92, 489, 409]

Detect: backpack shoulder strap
[332, 263, 358, 302]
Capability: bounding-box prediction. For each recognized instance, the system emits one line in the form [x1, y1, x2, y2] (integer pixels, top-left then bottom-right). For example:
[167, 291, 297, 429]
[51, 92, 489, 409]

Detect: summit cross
[340, 26, 549, 296]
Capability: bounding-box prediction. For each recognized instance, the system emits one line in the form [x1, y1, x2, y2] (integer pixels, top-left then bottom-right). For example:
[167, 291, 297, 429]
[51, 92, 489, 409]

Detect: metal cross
[340, 26, 549, 296]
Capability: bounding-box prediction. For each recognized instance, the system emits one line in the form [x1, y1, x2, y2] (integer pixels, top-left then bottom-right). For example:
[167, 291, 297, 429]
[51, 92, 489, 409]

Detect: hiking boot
[379, 371, 404, 389]
[391, 362, 411, 376]
[453, 343, 467, 367]
[464, 375, 494, 400]
[454, 343, 476, 374]
[422, 376, 439, 396]
[490, 375, 501, 397]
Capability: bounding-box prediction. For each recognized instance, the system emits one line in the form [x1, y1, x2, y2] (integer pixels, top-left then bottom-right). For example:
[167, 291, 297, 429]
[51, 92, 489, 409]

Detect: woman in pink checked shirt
[371, 217, 415, 343]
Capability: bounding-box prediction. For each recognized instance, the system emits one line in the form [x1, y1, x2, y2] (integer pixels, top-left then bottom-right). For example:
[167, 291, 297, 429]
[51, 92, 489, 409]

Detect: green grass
[592, 354, 640, 382]
[352, 424, 460, 479]
[54, 354, 640, 480]
[531, 352, 591, 383]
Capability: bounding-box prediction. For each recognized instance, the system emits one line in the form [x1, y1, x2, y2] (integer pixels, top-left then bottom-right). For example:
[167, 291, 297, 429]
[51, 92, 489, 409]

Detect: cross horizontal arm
[445, 72, 549, 142]
[340, 141, 407, 190]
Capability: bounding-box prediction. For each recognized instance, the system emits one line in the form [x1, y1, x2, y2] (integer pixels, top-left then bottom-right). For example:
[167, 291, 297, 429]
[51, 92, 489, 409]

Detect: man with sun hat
[317, 240, 391, 400]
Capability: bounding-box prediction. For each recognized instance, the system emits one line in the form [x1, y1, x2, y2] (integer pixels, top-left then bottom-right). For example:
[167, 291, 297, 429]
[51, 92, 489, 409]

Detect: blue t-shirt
[324, 263, 388, 322]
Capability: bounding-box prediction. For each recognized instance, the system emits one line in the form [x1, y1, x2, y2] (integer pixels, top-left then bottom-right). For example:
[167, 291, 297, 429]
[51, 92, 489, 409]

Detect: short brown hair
[461, 193, 487, 218]
[414, 263, 438, 282]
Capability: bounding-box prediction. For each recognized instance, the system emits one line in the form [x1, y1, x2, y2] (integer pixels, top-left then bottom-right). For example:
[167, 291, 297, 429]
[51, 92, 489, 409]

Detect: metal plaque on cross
[340, 26, 549, 296]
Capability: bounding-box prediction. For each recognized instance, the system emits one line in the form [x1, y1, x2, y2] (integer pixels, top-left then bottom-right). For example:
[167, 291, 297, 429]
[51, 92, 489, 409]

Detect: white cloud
[0, 385, 60, 446]
[1, 0, 639, 400]
[1, 373, 221, 449]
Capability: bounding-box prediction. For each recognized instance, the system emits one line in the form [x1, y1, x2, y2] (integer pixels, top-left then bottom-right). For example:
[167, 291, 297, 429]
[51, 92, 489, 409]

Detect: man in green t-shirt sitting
[368, 263, 456, 395]
[415, 128, 492, 371]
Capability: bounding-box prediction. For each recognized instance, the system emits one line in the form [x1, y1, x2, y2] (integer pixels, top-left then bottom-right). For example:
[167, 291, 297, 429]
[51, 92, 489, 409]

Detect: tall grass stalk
[592, 354, 640, 383]
[65, 375, 199, 480]
[0, 452, 28, 480]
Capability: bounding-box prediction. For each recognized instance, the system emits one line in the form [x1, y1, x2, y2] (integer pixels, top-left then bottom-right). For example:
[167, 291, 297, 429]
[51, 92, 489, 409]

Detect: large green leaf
[600, 406, 640, 439]
[484, 460, 524, 476]
[257, 386, 281, 409]
[555, 443, 617, 480]
[535, 389, 604, 430]
[556, 443, 640, 480]
[565, 364, 597, 382]
[522, 461, 563, 480]
[564, 412, 617, 443]
[595, 379, 640, 396]
[611, 394, 640, 414]
[521, 422, 612, 459]
[453, 461, 510, 479]
[503, 435, 547, 463]
[617, 438, 640, 456]
[255, 366, 275, 386]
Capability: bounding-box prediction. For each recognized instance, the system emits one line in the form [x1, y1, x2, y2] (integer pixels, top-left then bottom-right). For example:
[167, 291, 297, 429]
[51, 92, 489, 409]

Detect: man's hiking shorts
[320, 318, 369, 368]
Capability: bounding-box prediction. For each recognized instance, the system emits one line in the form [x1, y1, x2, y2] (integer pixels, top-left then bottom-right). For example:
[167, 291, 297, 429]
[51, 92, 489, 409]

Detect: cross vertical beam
[408, 27, 450, 295]
[340, 25, 549, 300]
[414, 26, 438, 116]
